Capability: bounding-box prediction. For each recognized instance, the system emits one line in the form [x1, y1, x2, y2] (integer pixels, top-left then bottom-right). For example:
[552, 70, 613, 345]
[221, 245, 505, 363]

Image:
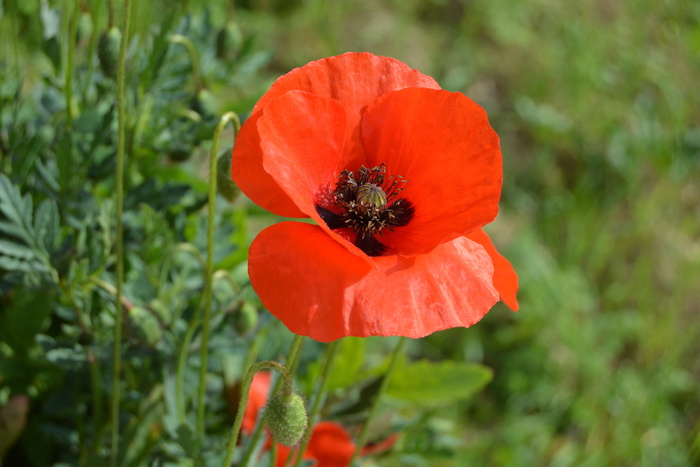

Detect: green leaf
[45, 347, 87, 371]
[0, 174, 59, 279]
[0, 239, 36, 260]
[327, 337, 366, 391]
[0, 285, 52, 353]
[0, 175, 34, 243]
[387, 359, 493, 404]
[33, 199, 59, 254]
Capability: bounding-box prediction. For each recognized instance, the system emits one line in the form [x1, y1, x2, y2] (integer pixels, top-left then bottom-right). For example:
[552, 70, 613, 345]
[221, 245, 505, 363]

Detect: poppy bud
[264, 393, 308, 446]
[76, 13, 93, 45]
[191, 88, 218, 119]
[232, 301, 258, 335]
[215, 22, 243, 59]
[167, 142, 193, 162]
[97, 27, 121, 79]
[129, 306, 162, 345]
[217, 151, 240, 202]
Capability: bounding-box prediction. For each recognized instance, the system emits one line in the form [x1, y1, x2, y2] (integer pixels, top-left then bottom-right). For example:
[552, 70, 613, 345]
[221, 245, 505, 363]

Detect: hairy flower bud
[97, 27, 121, 79]
[215, 22, 243, 59]
[232, 301, 258, 335]
[191, 88, 218, 119]
[264, 393, 308, 446]
[217, 152, 240, 202]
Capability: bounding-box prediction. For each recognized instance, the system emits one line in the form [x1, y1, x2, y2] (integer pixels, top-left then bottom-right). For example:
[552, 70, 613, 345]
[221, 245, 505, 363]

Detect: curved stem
[290, 340, 339, 467]
[195, 112, 241, 441]
[349, 336, 406, 466]
[212, 269, 242, 295]
[110, 0, 132, 464]
[222, 361, 293, 467]
[240, 334, 305, 467]
[168, 34, 205, 91]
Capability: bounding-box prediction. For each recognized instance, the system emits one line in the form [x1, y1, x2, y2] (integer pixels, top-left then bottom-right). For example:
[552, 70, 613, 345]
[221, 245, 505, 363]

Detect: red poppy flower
[274, 421, 398, 467]
[232, 52, 518, 342]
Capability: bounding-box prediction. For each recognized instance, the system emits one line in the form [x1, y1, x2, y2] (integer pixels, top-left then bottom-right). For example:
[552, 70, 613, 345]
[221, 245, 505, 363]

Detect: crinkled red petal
[467, 229, 519, 311]
[254, 90, 374, 263]
[361, 88, 503, 256]
[256, 90, 347, 216]
[232, 53, 440, 217]
[249, 222, 499, 342]
[231, 110, 305, 218]
[253, 52, 440, 169]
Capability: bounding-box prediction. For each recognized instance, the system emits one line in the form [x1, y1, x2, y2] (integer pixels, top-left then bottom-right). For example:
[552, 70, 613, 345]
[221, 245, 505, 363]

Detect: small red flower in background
[232, 52, 518, 342]
[274, 421, 397, 467]
[237, 371, 396, 467]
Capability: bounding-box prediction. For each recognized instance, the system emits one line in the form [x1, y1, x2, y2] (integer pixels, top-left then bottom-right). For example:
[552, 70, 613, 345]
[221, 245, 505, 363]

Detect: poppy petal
[249, 222, 499, 342]
[467, 229, 519, 311]
[254, 90, 376, 264]
[252, 52, 440, 169]
[231, 110, 305, 218]
[361, 88, 502, 255]
[307, 421, 356, 465]
[256, 90, 347, 217]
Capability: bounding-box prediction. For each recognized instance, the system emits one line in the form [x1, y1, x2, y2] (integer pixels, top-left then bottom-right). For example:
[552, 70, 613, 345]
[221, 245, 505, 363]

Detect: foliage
[1, 0, 699, 466]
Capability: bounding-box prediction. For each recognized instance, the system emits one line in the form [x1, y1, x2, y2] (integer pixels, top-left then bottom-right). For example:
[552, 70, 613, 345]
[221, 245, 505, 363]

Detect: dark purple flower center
[316, 164, 414, 256]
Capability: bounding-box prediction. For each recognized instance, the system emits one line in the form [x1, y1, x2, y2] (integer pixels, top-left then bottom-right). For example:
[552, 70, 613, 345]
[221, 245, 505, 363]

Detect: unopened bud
[217, 151, 240, 202]
[97, 27, 121, 79]
[215, 22, 243, 59]
[264, 393, 308, 446]
[232, 301, 258, 335]
[191, 88, 218, 119]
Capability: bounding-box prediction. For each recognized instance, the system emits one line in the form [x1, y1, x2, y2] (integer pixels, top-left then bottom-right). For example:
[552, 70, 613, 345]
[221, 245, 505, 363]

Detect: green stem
[195, 112, 241, 441]
[83, 0, 103, 98]
[88, 348, 104, 434]
[222, 361, 293, 467]
[240, 334, 305, 467]
[9, 0, 20, 78]
[290, 340, 339, 467]
[168, 34, 205, 91]
[175, 309, 200, 423]
[286, 334, 306, 377]
[110, 0, 132, 464]
[107, 0, 115, 28]
[349, 336, 406, 466]
[269, 443, 277, 467]
[65, 0, 80, 128]
[239, 418, 266, 467]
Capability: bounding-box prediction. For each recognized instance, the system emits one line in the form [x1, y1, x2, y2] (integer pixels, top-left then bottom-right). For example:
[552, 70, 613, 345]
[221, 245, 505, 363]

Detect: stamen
[315, 164, 414, 256]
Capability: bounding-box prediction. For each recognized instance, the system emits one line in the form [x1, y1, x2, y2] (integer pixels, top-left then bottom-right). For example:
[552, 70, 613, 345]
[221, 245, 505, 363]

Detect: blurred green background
[2, 0, 699, 465]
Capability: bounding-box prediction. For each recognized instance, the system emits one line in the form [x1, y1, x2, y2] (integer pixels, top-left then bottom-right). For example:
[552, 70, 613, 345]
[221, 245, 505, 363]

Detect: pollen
[316, 164, 414, 256]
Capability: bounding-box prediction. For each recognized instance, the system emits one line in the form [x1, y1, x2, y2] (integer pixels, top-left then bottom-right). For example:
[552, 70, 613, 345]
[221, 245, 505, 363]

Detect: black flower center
[316, 164, 415, 256]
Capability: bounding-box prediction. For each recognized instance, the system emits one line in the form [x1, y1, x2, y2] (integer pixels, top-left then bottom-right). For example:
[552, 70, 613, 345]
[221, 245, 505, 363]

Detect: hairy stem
[222, 361, 293, 467]
[110, 0, 132, 464]
[196, 112, 241, 441]
[290, 340, 339, 467]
